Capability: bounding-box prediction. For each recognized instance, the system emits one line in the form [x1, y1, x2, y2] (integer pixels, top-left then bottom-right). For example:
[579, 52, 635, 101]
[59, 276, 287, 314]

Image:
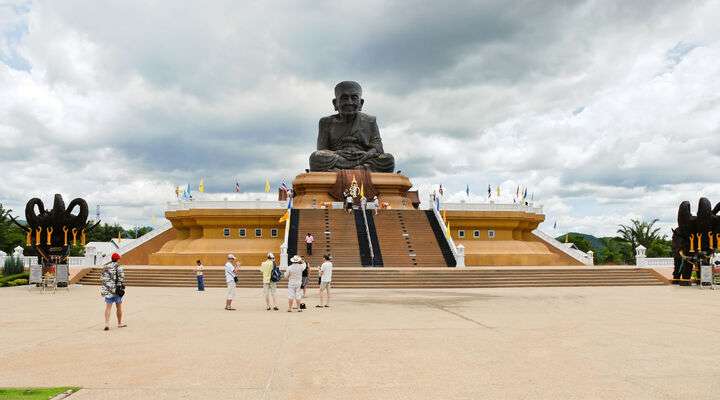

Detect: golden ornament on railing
[697, 232, 703, 252]
[710, 231, 715, 250]
[26, 230, 31, 246]
[81, 229, 86, 246]
[71, 228, 78, 246]
[46, 227, 53, 245]
[689, 233, 695, 252]
[35, 227, 42, 245]
[63, 226, 69, 246]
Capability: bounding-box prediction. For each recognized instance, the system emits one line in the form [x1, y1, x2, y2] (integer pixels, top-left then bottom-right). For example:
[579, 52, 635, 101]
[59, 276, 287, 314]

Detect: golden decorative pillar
[46, 227, 53, 245]
[63, 226, 69, 246]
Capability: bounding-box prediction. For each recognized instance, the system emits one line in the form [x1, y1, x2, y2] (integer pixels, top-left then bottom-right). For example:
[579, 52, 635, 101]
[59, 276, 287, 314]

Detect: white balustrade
[435, 202, 543, 214]
[166, 200, 286, 211]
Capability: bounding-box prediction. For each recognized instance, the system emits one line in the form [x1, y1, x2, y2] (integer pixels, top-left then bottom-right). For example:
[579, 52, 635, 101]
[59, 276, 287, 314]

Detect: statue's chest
[327, 120, 364, 142]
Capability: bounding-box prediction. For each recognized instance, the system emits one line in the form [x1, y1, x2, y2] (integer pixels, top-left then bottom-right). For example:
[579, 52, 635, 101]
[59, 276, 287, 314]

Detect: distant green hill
[555, 232, 606, 250]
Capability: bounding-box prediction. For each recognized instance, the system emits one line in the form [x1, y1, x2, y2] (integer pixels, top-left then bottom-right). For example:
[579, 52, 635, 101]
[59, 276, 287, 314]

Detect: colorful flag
[442, 208, 447, 222]
[278, 209, 289, 223]
[465, 184, 470, 197]
[175, 186, 180, 198]
[487, 184, 491, 198]
[516, 185, 519, 198]
[235, 182, 240, 193]
[264, 178, 271, 193]
[446, 220, 451, 238]
[523, 187, 528, 200]
[439, 184, 444, 196]
[280, 181, 289, 192]
[553, 221, 557, 229]
[496, 185, 501, 197]
[199, 178, 205, 193]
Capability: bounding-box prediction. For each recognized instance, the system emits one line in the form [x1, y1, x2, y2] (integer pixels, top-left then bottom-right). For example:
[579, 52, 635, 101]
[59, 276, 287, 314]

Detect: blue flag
[466, 184, 470, 197]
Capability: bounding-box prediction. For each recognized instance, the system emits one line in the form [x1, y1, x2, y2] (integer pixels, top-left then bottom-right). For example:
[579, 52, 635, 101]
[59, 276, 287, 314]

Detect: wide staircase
[373, 210, 451, 267]
[77, 267, 667, 288]
[292, 209, 363, 268]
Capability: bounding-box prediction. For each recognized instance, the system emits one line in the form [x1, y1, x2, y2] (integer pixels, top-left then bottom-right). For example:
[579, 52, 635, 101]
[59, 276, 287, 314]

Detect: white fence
[0, 254, 92, 268]
[636, 257, 674, 267]
[437, 202, 543, 214]
[167, 200, 286, 211]
[533, 229, 594, 266]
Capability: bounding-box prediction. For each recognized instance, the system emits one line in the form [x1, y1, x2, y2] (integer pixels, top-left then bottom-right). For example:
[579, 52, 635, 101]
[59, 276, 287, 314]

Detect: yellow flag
[199, 178, 205, 193]
[265, 178, 271, 193]
[496, 185, 500, 197]
[360, 183, 364, 198]
[442, 209, 447, 222]
[446, 221, 451, 238]
[278, 209, 289, 223]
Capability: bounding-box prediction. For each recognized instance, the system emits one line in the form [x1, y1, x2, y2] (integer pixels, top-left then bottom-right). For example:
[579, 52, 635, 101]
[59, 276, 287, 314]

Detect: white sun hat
[290, 255, 302, 263]
[227, 254, 236, 260]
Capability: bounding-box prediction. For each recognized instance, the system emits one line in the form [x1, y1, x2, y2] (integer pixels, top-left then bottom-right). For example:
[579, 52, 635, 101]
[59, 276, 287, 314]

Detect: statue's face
[333, 88, 364, 116]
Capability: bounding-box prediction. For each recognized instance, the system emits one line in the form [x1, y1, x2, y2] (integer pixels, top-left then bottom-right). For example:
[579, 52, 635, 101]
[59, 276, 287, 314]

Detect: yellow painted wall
[149, 208, 286, 266]
[445, 210, 582, 266]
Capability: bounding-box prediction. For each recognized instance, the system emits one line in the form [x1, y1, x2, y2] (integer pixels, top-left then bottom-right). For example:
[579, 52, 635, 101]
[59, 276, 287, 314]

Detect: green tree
[617, 219, 665, 250]
[0, 204, 27, 254]
[562, 233, 592, 253]
[594, 237, 634, 265]
[86, 221, 125, 243]
[125, 226, 154, 239]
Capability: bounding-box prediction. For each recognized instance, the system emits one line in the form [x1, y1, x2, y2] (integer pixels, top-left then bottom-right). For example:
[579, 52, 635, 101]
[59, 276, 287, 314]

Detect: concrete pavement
[0, 284, 719, 399]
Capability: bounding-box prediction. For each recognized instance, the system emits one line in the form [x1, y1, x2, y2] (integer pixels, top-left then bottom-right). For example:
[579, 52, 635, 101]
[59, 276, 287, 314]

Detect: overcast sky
[1, 0, 719, 237]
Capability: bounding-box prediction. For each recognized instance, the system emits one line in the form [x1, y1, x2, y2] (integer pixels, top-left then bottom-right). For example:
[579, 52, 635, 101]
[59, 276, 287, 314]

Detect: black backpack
[270, 262, 282, 283]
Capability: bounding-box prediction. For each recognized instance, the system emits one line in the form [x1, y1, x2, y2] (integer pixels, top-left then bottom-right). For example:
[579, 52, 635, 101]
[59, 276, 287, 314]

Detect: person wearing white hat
[259, 252, 279, 311]
[224, 254, 238, 310]
[284, 255, 305, 312]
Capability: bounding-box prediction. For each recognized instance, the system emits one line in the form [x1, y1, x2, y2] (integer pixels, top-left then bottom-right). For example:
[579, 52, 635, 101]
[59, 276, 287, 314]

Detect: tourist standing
[101, 253, 127, 331]
[195, 259, 205, 291]
[373, 196, 379, 215]
[317, 254, 333, 308]
[260, 253, 278, 311]
[305, 233, 315, 256]
[285, 255, 305, 312]
[346, 194, 354, 214]
[224, 254, 238, 310]
[300, 259, 310, 308]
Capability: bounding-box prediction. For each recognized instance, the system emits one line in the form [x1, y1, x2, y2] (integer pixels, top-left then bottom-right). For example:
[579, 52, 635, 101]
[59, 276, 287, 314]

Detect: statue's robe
[309, 112, 395, 172]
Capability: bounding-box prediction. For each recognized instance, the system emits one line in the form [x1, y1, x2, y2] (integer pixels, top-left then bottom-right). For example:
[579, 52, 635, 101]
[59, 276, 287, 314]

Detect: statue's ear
[332, 99, 338, 111]
[359, 98, 364, 111]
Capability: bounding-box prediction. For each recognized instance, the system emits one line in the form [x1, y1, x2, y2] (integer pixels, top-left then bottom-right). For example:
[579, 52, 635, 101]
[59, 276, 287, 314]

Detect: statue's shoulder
[359, 112, 377, 123]
[320, 114, 342, 123]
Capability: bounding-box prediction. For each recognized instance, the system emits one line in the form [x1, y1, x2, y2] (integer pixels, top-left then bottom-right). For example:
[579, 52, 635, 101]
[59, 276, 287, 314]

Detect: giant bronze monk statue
[309, 81, 395, 172]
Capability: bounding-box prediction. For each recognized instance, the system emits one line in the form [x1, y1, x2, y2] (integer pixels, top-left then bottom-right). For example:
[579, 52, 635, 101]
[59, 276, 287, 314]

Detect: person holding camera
[224, 254, 239, 310]
[101, 253, 126, 331]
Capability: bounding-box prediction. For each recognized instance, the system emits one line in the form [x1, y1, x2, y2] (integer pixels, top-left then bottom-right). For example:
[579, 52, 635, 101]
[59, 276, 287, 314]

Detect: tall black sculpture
[9, 194, 99, 267]
[671, 197, 720, 284]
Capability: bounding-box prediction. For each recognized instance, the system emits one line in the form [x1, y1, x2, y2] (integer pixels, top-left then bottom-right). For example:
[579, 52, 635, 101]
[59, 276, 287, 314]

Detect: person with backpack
[100, 253, 127, 331]
[260, 252, 279, 311]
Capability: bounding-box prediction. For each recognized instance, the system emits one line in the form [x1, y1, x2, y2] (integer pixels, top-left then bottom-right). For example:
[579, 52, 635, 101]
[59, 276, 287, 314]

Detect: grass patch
[0, 387, 79, 399]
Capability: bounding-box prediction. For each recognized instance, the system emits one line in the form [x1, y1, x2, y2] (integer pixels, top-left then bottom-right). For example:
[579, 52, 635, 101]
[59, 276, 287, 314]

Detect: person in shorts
[317, 254, 333, 308]
[260, 253, 278, 311]
[224, 254, 238, 310]
[285, 255, 305, 312]
[101, 253, 127, 331]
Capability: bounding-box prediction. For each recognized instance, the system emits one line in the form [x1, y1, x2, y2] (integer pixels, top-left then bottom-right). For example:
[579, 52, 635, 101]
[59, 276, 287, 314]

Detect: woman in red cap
[100, 253, 127, 331]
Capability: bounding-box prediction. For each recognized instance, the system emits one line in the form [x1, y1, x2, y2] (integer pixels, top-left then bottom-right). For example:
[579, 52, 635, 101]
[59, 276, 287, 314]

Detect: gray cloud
[1, 0, 719, 235]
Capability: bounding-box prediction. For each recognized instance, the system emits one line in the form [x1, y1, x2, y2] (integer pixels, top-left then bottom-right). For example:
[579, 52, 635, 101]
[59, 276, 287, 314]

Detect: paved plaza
[1, 284, 719, 399]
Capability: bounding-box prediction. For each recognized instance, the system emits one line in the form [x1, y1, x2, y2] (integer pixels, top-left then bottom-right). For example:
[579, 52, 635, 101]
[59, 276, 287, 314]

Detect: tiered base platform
[76, 266, 667, 288]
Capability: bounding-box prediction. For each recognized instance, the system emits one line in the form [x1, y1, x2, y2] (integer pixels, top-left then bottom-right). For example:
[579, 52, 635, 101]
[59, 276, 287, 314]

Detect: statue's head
[333, 81, 364, 116]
